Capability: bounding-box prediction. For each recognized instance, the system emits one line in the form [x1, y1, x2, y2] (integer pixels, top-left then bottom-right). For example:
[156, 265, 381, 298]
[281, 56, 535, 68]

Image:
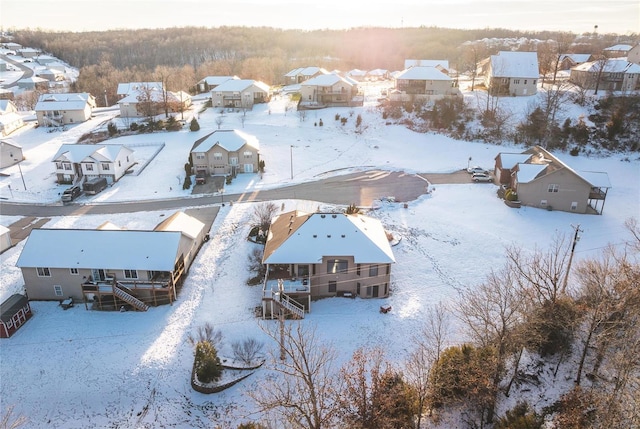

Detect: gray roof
[16, 229, 182, 271]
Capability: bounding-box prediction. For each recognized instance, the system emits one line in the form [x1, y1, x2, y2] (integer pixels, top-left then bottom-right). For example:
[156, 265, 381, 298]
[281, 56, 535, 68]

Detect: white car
[472, 173, 493, 183]
[467, 166, 488, 174]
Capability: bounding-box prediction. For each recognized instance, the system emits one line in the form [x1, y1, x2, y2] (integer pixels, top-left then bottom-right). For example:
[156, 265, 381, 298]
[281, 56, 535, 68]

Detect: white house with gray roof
[210, 79, 270, 109]
[261, 211, 395, 318]
[52, 143, 135, 185]
[190, 129, 260, 176]
[391, 66, 460, 102]
[35, 93, 96, 127]
[283, 67, 328, 85]
[485, 51, 539, 96]
[196, 75, 239, 93]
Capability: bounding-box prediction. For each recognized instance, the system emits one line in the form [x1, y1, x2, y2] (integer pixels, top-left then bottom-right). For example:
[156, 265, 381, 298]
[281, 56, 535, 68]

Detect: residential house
[346, 69, 368, 81]
[628, 44, 640, 65]
[16, 76, 48, 91]
[52, 143, 135, 184]
[116, 82, 163, 99]
[391, 66, 460, 103]
[283, 67, 328, 85]
[484, 51, 539, 96]
[494, 146, 611, 214]
[210, 79, 270, 109]
[15, 212, 205, 310]
[3, 42, 21, 51]
[35, 93, 96, 127]
[299, 73, 360, 108]
[261, 211, 396, 319]
[404, 59, 450, 75]
[196, 75, 239, 93]
[17, 48, 40, 58]
[36, 68, 65, 82]
[0, 139, 23, 168]
[190, 129, 260, 176]
[0, 294, 32, 338]
[558, 54, 593, 71]
[0, 100, 24, 137]
[569, 58, 640, 92]
[117, 87, 191, 118]
[603, 44, 633, 58]
[366, 69, 390, 81]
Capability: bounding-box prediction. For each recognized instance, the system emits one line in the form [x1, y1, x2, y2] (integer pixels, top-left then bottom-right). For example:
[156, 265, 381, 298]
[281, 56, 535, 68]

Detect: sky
[1, 60, 639, 425]
[1, 0, 638, 35]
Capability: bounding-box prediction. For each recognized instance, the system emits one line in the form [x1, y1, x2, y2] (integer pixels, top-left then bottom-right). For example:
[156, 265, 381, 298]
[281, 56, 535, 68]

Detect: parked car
[195, 172, 207, 185]
[83, 177, 108, 195]
[472, 173, 493, 183]
[61, 186, 82, 202]
[467, 166, 489, 174]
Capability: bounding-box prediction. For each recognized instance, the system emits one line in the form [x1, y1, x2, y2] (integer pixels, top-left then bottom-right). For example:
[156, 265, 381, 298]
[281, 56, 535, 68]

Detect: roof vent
[313, 234, 317, 238]
[332, 214, 337, 218]
[327, 234, 331, 238]
[321, 214, 326, 218]
[341, 234, 345, 238]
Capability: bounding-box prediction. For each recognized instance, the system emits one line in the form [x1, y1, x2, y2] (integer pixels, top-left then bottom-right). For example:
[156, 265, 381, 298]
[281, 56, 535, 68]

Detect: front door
[372, 285, 379, 298]
[91, 269, 106, 282]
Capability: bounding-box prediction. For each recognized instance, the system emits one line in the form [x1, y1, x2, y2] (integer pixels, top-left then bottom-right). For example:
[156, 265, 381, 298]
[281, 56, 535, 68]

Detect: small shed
[0, 294, 32, 338]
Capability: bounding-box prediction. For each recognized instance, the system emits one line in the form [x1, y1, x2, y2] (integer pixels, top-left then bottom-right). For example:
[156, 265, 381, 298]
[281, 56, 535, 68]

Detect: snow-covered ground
[1, 84, 639, 428]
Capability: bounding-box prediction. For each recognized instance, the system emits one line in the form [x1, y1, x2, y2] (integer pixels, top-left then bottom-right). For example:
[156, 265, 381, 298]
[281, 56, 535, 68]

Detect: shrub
[194, 341, 222, 384]
[130, 122, 139, 131]
[226, 175, 232, 185]
[189, 118, 200, 131]
[570, 146, 580, 156]
[183, 175, 192, 190]
[335, 113, 341, 120]
[107, 122, 118, 136]
[496, 402, 544, 429]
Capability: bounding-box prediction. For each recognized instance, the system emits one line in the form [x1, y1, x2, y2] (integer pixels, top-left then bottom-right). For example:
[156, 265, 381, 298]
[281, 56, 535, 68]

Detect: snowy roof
[117, 82, 163, 96]
[516, 163, 547, 183]
[348, 69, 367, 76]
[0, 139, 21, 149]
[192, 129, 259, 153]
[263, 211, 395, 265]
[52, 144, 131, 163]
[604, 44, 633, 52]
[18, 76, 48, 83]
[559, 53, 591, 64]
[577, 171, 611, 188]
[0, 225, 9, 235]
[213, 79, 270, 93]
[404, 59, 449, 70]
[367, 69, 388, 76]
[16, 229, 182, 271]
[35, 93, 94, 111]
[490, 51, 539, 78]
[154, 211, 205, 240]
[96, 221, 124, 230]
[497, 153, 531, 169]
[285, 66, 328, 77]
[395, 66, 451, 81]
[198, 76, 239, 86]
[573, 58, 640, 74]
[301, 73, 353, 87]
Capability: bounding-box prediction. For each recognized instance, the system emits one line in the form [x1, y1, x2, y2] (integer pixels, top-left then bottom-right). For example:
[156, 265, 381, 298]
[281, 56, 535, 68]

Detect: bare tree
[231, 337, 264, 365]
[186, 322, 223, 350]
[405, 302, 451, 427]
[252, 202, 279, 234]
[250, 322, 340, 429]
[214, 113, 225, 130]
[0, 405, 28, 429]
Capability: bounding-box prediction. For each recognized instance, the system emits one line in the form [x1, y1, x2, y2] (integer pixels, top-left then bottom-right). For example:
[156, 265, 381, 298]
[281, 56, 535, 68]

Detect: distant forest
[11, 26, 629, 105]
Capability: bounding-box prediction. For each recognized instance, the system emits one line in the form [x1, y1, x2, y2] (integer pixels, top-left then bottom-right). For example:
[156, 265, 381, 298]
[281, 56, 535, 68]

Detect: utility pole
[562, 224, 582, 294]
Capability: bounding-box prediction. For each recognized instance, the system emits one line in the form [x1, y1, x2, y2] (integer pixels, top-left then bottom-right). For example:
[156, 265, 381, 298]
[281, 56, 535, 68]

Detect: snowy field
[0, 84, 639, 428]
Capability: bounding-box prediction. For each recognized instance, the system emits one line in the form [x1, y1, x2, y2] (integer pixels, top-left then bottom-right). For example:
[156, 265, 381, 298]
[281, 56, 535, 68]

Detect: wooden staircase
[274, 292, 304, 319]
[114, 283, 149, 312]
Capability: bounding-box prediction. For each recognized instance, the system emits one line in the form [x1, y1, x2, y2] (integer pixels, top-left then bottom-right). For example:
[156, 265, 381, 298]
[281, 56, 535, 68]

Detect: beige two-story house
[35, 93, 96, 127]
[211, 79, 270, 109]
[190, 129, 260, 177]
[391, 66, 460, 102]
[261, 211, 396, 319]
[569, 58, 640, 92]
[485, 51, 539, 96]
[495, 146, 611, 214]
[299, 73, 360, 108]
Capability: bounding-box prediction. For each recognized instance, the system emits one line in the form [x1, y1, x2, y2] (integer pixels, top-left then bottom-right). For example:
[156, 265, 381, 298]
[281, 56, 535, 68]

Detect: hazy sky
[1, 0, 638, 35]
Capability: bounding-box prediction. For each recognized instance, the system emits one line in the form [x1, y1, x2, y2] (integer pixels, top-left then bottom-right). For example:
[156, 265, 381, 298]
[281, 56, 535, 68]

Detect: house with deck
[261, 211, 395, 319]
[283, 67, 328, 85]
[35, 93, 96, 127]
[190, 129, 260, 176]
[16, 212, 206, 311]
[116, 82, 164, 99]
[117, 87, 191, 118]
[404, 59, 450, 75]
[52, 143, 135, 185]
[494, 146, 611, 214]
[484, 51, 539, 96]
[210, 79, 270, 109]
[391, 66, 460, 103]
[299, 73, 361, 108]
[196, 75, 239, 93]
[569, 58, 640, 92]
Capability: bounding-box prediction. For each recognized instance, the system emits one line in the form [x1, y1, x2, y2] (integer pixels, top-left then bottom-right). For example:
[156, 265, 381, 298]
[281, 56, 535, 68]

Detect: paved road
[0, 54, 34, 88]
[0, 169, 433, 217]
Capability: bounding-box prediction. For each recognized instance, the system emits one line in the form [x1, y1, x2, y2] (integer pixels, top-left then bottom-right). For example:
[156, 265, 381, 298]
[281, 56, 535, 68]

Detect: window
[102, 163, 110, 171]
[70, 268, 79, 275]
[524, 80, 528, 84]
[56, 162, 63, 169]
[541, 199, 548, 206]
[63, 163, 72, 171]
[85, 163, 94, 171]
[357, 282, 361, 295]
[230, 157, 238, 165]
[548, 184, 559, 193]
[328, 281, 336, 293]
[118, 161, 121, 167]
[123, 269, 138, 279]
[571, 202, 578, 211]
[533, 79, 537, 85]
[369, 264, 378, 277]
[54, 285, 63, 296]
[356, 264, 361, 276]
[37, 267, 51, 277]
[386, 265, 390, 275]
[196, 154, 205, 160]
[244, 151, 253, 158]
[366, 286, 372, 297]
[213, 152, 223, 160]
[327, 259, 348, 274]
[514, 79, 520, 84]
